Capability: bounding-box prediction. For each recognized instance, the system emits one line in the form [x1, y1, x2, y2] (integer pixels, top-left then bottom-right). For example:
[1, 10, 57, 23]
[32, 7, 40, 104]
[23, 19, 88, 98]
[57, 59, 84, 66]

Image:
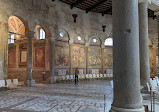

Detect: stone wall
[0, 0, 158, 81]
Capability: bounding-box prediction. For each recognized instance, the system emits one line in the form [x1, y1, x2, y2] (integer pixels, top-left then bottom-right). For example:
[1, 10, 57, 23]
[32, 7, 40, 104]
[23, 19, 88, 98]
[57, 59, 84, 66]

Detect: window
[105, 38, 113, 46]
[60, 32, 64, 37]
[77, 36, 81, 41]
[37, 28, 45, 39]
[93, 38, 97, 43]
[8, 34, 14, 44]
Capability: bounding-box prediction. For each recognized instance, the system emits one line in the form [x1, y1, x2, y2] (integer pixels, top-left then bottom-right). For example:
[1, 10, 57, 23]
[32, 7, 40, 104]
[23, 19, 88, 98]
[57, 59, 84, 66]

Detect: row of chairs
[0, 79, 20, 88]
[147, 76, 159, 92]
[54, 74, 113, 82]
[150, 76, 159, 91]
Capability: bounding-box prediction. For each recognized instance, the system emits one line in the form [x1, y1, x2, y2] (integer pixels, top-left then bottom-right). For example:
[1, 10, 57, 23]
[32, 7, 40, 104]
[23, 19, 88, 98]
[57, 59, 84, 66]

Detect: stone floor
[0, 80, 158, 112]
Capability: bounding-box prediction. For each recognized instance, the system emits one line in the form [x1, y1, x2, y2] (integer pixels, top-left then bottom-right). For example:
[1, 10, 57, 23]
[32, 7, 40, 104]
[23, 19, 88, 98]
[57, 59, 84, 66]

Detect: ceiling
[59, 0, 156, 18]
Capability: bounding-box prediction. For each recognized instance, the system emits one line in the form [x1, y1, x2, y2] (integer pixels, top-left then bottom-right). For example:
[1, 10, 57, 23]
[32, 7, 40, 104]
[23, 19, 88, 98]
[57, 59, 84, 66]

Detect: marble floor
[0, 80, 158, 112]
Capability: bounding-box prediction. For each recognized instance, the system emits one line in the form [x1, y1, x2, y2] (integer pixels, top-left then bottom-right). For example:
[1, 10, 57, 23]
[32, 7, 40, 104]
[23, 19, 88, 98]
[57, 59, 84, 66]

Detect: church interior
[0, 0, 159, 112]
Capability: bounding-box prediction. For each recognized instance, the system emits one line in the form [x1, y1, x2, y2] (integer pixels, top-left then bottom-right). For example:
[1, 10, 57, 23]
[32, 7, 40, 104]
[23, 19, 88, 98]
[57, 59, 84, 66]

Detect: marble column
[26, 31, 35, 87]
[139, 0, 150, 86]
[0, 22, 8, 80]
[85, 43, 89, 74]
[69, 41, 73, 75]
[110, 0, 144, 112]
[158, 16, 159, 75]
[101, 44, 105, 74]
[50, 38, 55, 83]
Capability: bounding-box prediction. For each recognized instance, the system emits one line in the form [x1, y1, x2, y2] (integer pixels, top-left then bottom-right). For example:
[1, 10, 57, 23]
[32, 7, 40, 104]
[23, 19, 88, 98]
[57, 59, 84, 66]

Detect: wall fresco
[88, 47, 101, 67]
[34, 47, 45, 67]
[8, 50, 16, 68]
[55, 43, 69, 67]
[72, 46, 86, 67]
[104, 48, 113, 68]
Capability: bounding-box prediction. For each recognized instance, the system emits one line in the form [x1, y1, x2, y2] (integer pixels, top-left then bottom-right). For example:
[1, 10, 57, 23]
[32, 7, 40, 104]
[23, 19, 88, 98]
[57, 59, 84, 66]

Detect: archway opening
[104, 38, 113, 46]
[8, 16, 26, 83]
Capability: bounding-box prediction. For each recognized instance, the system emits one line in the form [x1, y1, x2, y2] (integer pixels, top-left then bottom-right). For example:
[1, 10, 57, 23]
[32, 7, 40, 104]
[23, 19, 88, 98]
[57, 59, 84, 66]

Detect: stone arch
[30, 18, 59, 41]
[8, 16, 27, 40]
[88, 35, 102, 46]
[8, 15, 29, 36]
[104, 36, 113, 46]
[34, 24, 52, 39]
[56, 28, 70, 42]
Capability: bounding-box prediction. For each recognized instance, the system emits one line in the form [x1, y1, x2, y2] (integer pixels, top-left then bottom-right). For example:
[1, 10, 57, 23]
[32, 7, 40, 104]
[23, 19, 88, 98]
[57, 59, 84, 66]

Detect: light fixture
[72, 14, 78, 23]
[102, 25, 106, 32]
[77, 36, 81, 40]
[93, 38, 97, 43]
[60, 32, 64, 37]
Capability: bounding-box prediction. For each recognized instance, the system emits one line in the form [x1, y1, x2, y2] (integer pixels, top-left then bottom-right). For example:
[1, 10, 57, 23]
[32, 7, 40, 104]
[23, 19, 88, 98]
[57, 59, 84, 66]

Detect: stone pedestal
[110, 0, 144, 111]
[139, 1, 150, 86]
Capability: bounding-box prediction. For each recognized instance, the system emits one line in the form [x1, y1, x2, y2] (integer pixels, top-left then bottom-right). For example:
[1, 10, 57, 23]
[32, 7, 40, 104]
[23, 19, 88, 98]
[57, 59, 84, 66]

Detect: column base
[110, 106, 145, 112]
[50, 76, 56, 84]
[141, 85, 149, 94]
[27, 79, 35, 87]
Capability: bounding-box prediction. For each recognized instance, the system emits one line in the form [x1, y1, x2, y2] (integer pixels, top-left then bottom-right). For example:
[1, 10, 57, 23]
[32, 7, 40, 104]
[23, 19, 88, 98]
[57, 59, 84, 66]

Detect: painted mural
[55, 43, 69, 67]
[34, 47, 45, 67]
[8, 50, 16, 68]
[72, 46, 86, 67]
[104, 48, 113, 68]
[149, 47, 158, 77]
[8, 16, 25, 39]
[88, 47, 101, 67]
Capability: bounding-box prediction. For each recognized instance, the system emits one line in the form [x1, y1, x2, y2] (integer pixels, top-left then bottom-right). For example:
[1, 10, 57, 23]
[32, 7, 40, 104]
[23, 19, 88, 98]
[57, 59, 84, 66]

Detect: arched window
[105, 38, 113, 46]
[93, 38, 97, 43]
[59, 32, 64, 37]
[37, 28, 45, 40]
[8, 34, 15, 44]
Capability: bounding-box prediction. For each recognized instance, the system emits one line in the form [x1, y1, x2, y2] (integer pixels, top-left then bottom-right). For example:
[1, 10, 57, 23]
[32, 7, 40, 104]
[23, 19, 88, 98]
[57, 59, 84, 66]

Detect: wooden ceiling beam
[86, 0, 109, 13]
[101, 7, 112, 16]
[70, 0, 85, 9]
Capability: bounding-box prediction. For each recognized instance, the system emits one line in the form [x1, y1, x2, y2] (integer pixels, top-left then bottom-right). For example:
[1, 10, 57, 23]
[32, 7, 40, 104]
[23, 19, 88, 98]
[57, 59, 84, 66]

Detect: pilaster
[85, 43, 89, 74]
[69, 40, 73, 75]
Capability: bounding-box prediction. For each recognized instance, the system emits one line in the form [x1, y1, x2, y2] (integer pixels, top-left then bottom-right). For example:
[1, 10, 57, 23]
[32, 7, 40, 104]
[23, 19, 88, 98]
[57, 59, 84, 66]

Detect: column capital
[26, 30, 35, 38]
[85, 43, 89, 47]
[138, 0, 151, 4]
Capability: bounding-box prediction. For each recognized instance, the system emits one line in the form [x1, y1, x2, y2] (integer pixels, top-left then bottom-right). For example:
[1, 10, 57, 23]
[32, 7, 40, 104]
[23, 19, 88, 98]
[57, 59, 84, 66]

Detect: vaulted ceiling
[59, 0, 156, 18]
